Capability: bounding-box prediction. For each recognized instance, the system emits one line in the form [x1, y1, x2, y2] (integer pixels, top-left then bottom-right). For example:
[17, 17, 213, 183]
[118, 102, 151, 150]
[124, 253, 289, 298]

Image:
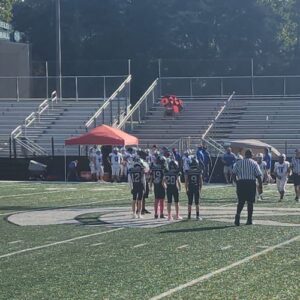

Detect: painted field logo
[7, 206, 300, 228]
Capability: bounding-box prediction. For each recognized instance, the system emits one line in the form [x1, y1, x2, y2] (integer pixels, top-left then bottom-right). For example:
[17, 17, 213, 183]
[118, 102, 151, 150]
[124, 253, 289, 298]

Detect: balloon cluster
[160, 95, 183, 114]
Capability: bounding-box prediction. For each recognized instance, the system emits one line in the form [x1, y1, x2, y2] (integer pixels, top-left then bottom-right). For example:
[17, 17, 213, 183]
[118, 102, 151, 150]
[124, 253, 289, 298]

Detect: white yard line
[220, 245, 232, 250]
[91, 242, 105, 247]
[150, 235, 300, 300]
[0, 197, 130, 216]
[8, 240, 23, 244]
[177, 244, 189, 250]
[133, 243, 147, 249]
[0, 228, 124, 259]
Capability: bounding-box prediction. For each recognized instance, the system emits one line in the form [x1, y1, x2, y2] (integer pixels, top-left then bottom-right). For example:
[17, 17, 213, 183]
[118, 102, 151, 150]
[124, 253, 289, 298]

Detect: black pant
[236, 180, 256, 220]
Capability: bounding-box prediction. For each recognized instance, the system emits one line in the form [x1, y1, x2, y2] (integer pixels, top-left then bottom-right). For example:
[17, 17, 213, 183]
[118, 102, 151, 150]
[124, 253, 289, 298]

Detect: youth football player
[274, 154, 290, 201]
[128, 159, 146, 219]
[150, 156, 166, 219]
[108, 147, 123, 183]
[256, 153, 267, 200]
[95, 149, 104, 182]
[185, 157, 204, 220]
[164, 160, 182, 221]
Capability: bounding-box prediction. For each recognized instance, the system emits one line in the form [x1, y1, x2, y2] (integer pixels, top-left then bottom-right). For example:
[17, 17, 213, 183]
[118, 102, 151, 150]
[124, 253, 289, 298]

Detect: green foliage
[9, 0, 300, 93]
[0, 0, 16, 22]
[258, 0, 300, 56]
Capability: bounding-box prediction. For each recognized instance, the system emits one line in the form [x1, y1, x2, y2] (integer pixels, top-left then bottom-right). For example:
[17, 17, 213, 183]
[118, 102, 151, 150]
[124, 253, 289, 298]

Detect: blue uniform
[223, 153, 236, 167]
[263, 153, 272, 170]
[196, 149, 204, 163]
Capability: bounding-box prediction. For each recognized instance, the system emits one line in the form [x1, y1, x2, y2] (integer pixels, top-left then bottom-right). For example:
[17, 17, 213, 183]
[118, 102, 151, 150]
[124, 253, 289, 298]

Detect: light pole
[56, 0, 62, 100]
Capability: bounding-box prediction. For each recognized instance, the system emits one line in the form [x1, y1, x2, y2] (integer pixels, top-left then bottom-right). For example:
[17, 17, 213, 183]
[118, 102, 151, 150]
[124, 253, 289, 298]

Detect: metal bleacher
[131, 96, 227, 149]
[209, 95, 300, 156]
[2, 75, 131, 157]
[0, 99, 42, 156]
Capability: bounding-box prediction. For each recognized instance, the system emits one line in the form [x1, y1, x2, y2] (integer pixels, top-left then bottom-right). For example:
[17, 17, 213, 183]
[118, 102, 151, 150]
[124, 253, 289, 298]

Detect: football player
[256, 153, 267, 200]
[150, 155, 167, 219]
[274, 154, 290, 201]
[88, 145, 98, 181]
[182, 151, 191, 183]
[164, 160, 182, 221]
[185, 157, 204, 220]
[95, 149, 104, 182]
[108, 147, 123, 183]
[128, 158, 146, 219]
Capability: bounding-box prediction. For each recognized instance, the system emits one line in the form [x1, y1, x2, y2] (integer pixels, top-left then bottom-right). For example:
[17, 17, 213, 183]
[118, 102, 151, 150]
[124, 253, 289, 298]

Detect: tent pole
[208, 151, 221, 185]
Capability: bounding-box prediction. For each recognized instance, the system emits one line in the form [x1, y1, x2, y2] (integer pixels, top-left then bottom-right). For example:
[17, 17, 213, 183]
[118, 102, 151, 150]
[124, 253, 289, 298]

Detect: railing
[11, 125, 22, 139]
[202, 91, 235, 140]
[85, 75, 131, 129]
[37, 90, 57, 121]
[117, 79, 159, 131]
[159, 75, 300, 97]
[200, 91, 235, 154]
[9, 92, 57, 157]
[0, 75, 127, 100]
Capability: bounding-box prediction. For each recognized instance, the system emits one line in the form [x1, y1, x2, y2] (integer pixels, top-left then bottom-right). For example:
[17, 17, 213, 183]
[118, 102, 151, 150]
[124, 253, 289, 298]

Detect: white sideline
[0, 197, 130, 216]
[0, 228, 124, 259]
[150, 235, 300, 300]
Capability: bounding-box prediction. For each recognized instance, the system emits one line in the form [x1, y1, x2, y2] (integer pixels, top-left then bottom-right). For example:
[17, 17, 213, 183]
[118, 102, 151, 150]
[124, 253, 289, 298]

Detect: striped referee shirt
[232, 158, 262, 181]
[291, 157, 300, 174]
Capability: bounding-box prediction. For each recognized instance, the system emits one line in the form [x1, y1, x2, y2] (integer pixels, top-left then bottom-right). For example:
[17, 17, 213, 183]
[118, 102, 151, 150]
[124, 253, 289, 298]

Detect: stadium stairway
[130, 96, 228, 149]
[0, 100, 43, 156]
[19, 100, 106, 156]
[209, 95, 300, 156]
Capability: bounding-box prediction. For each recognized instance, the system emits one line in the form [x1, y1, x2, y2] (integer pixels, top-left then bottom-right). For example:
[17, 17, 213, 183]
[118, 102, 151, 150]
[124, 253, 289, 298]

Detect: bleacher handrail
[202, 91, 235, 140]
[117, 79, 159, 130]
[11, 125, 22, 139]
[85, 75, 131, 129]
[9, 91, 57, 156]
[24, 112, 36, 129]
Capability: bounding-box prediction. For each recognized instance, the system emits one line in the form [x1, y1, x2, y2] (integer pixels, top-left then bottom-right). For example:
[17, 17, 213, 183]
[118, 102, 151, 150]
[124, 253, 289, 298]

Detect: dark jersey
[187, 168, 202, 189]
[164, 170, 179, 188]
[151, 164, 164, 186]
[129, 167, 144, 188]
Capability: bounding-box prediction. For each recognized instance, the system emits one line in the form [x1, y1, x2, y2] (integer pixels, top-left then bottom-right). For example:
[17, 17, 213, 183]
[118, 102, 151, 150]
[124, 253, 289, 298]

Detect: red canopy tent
[65, 124, 139, 146]
[64, 125, 138, 181]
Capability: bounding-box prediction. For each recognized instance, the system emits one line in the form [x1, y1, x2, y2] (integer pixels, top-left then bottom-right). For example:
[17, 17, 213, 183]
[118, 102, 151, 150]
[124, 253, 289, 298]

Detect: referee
[291, 149, 300, 202]
[232, 149, 263, 226]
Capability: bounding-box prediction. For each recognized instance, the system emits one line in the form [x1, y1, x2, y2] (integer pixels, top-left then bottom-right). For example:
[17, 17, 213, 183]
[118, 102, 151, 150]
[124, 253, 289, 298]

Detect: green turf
[0, 181, 299, 299]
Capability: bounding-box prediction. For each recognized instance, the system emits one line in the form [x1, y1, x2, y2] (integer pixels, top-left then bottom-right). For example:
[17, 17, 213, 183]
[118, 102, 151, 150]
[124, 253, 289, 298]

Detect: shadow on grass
[159, 225, 235, 234]
[0, 206, 47, 211]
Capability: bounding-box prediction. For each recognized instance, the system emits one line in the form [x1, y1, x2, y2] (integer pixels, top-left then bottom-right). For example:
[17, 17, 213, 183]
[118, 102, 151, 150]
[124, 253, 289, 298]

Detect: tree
[0, 0, 16, 22]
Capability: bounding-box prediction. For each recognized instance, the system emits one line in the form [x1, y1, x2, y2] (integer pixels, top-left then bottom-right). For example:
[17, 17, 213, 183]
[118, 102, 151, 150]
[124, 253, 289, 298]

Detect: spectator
[202, 146, 212, 182]
[196, 145, 205, 164]
[222, 147, 237, 184]
[67, 160, 79, 181]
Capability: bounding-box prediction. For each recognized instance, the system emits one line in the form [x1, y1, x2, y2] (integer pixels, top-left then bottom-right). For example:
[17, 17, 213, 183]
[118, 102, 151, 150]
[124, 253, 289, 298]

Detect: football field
[0, 181, 299, 299]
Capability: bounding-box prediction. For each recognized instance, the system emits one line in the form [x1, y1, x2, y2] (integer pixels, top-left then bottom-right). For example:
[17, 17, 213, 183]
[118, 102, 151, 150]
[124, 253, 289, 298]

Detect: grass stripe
[0, 228, 124, 259]
[150, 235, 300, 300]
[0, 190, 62, 199]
